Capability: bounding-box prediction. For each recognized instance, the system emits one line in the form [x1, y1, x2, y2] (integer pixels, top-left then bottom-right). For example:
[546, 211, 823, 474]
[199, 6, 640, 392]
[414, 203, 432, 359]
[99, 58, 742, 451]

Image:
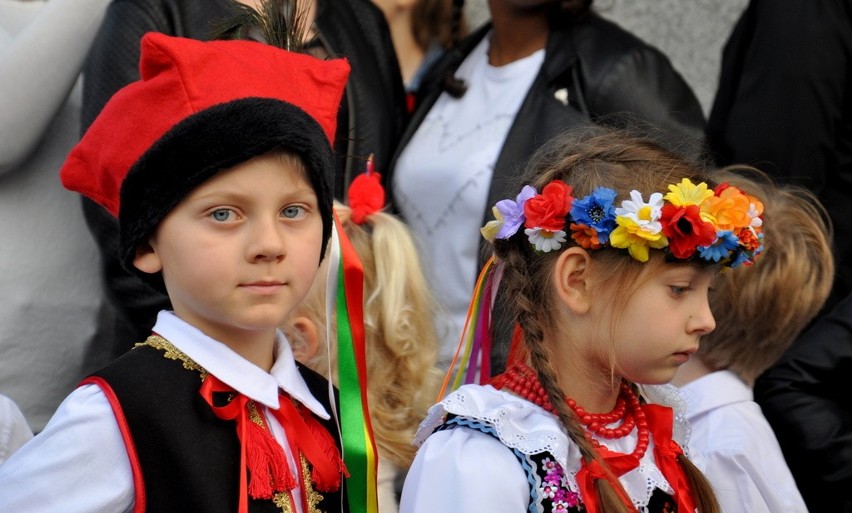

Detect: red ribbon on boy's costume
[574, 403, 697, 513]
[200, 375, 346, 513]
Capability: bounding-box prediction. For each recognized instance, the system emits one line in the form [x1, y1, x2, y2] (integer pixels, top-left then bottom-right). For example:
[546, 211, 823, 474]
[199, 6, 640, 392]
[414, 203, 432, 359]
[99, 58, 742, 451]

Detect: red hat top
[60, 32, 350, 217]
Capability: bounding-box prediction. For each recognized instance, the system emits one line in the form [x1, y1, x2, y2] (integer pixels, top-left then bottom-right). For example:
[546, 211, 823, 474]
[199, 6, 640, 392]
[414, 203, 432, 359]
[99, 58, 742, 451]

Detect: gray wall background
[463, 0, 750, 116]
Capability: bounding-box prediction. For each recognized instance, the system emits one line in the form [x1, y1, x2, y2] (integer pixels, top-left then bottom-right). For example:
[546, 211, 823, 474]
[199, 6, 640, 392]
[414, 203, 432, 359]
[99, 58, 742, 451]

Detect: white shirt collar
[151, 311, 330, 419]
[679, 369, 752, 418]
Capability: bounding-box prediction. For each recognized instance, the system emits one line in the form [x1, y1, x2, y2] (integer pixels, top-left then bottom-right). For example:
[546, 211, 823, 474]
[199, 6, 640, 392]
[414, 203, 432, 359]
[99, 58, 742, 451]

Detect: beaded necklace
[492, 362, 650, 461]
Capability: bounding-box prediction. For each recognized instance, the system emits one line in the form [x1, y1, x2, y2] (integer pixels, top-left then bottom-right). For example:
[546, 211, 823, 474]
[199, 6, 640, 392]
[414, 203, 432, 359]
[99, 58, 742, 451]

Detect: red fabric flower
[660, 204, 716, 259]
[738, 228, 761, 252]
[524, 181, 573, 231]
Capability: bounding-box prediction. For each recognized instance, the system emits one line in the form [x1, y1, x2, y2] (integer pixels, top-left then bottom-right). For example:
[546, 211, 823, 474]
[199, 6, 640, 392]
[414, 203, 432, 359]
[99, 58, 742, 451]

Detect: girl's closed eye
[670, 284, 691, 297]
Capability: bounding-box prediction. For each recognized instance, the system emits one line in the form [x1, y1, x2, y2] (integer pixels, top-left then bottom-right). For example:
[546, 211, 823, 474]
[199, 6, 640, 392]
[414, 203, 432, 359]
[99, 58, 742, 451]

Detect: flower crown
[481, 178, 764, 267]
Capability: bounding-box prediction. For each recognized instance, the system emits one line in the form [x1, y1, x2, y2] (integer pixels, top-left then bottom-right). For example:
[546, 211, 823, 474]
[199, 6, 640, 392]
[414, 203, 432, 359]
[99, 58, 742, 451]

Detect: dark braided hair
[492, 126, 721, 513]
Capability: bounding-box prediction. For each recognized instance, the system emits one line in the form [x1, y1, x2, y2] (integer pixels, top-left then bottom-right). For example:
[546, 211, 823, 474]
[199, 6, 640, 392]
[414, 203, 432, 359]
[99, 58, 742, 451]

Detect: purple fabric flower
[496, 185, 536, 239]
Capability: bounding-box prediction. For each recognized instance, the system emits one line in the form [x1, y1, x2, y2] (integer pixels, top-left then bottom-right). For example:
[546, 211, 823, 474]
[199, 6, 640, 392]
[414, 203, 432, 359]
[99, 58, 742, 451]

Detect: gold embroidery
[271, 455, 324, 513]
[136, 336, 326, 512]
[273, 491, 294, 513]
[301, 454, 324, 513]
[247, 400, 265, 428]
[134, 335, 208, 379]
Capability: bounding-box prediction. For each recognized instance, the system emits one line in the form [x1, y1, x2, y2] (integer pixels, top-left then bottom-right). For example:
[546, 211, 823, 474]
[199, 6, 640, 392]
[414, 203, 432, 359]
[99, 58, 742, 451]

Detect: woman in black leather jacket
[80, 0, 407, 356]
[389, 0, 707, 373]
[754, 292, 852, 512]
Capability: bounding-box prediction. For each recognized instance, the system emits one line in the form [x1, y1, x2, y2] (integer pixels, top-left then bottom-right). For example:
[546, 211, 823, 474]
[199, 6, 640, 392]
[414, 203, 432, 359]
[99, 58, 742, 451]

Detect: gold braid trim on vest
[133, 335, 328, 513]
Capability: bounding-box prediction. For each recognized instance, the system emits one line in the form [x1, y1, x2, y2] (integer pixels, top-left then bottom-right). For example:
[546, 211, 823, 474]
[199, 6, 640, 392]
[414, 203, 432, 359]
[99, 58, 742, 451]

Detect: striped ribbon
[440, 256, 499, 399]
[329, 215, 378, 513]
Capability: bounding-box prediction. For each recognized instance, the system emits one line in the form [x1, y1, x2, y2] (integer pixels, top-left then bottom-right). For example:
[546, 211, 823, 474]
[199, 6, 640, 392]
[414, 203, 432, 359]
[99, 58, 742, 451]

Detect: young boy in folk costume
[0, 27, 354, 513]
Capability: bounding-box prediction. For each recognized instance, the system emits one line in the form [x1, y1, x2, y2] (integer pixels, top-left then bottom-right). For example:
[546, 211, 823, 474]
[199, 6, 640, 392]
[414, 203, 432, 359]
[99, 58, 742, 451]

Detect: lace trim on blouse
[415, 384, 691, 510]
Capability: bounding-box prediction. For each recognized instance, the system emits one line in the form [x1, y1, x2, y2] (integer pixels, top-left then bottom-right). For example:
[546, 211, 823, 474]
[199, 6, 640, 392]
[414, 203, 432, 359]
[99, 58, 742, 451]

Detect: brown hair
[698, 167, 834, 385]
[492, 126, 720, 513]
[411, 0, 464, 51]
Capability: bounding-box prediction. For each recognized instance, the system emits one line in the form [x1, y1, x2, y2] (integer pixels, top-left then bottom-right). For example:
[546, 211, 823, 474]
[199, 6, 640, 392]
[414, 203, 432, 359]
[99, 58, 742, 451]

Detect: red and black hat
[60, 32, 350, 287]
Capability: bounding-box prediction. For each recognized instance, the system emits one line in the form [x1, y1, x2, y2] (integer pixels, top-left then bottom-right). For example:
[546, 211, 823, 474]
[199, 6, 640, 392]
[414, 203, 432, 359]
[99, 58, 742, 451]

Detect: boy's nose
[248, 218, 287, 262]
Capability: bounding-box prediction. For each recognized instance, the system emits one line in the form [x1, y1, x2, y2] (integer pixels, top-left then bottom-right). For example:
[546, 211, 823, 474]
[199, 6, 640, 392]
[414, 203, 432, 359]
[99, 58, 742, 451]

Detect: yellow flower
[664, 178, 713, 207]
[481, 206, 503, 242]
[610, 216, 669, 262]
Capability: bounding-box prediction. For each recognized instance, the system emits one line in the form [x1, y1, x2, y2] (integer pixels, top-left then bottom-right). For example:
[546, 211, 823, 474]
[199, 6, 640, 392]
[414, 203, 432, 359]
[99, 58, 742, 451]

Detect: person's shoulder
[571, 11, 661, 56]
[416, 385, 569, 454]
[295, 360, 333, 391]
[92, 342, 204, 395]
[693, 397, 777, 455]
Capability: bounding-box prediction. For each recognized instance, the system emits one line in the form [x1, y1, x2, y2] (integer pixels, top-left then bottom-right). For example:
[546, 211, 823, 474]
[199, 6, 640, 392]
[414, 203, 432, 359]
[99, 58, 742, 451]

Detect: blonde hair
[285, 203, 442, 469]
[493, 127, 720, 513]
[698, 167, 834, 384]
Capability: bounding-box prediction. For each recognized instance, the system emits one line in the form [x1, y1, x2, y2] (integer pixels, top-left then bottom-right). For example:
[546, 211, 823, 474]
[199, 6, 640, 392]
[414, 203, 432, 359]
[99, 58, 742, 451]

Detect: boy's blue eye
[211, 209, 232, 222]
[282, 205, 305, 219]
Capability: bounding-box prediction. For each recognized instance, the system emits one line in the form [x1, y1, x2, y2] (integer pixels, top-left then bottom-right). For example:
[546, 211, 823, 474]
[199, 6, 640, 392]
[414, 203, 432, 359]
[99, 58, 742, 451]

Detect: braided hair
[492, 126, 721, 513]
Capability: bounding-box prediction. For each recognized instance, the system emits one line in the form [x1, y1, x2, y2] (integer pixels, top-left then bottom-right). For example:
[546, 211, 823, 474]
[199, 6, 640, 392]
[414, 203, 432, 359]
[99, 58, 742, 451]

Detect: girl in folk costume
[401, 127, 766, 513]
[0, 2, 379, 512]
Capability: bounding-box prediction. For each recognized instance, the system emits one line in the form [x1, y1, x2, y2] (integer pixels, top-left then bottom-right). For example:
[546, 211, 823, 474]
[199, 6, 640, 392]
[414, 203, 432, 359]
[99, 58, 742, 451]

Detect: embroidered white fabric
[415, 385, 691, 510]
[639, 383, 693, 455]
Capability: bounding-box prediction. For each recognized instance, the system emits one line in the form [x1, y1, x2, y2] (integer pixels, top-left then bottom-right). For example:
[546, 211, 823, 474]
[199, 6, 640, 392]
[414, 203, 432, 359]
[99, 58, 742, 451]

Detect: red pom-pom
[348, 169, 385, 225]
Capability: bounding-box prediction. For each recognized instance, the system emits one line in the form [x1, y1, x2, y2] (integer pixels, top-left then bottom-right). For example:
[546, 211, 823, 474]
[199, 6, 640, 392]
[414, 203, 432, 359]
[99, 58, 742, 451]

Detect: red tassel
[268, 396, 348, 493]
[243, 407, 296, 499]
[302, 407, 349, 490]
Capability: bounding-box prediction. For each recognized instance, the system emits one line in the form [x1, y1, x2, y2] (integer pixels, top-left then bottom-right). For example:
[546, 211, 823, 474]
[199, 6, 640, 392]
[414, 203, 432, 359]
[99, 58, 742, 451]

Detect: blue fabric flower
[496, 185, 536, 239]
[698, 230, 739, 262]
[727, 249, 751, 268]
[570, 187, 618, 243]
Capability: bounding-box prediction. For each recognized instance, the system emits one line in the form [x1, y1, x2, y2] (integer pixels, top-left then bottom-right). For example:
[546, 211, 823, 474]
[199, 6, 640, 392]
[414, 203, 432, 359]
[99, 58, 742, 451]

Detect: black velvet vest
[90, 343, 347, 513]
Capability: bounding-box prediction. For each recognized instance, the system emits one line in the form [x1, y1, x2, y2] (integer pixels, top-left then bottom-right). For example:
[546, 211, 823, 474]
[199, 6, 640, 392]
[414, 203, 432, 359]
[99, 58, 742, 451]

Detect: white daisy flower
[614, 190, 664, 235]
[748, 202, 763, 228]
[525, 227, 567, 252]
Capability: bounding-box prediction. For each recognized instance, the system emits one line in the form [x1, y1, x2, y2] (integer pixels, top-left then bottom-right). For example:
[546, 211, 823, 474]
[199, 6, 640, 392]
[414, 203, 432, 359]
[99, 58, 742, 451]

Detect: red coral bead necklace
[492, 362, 650, 459]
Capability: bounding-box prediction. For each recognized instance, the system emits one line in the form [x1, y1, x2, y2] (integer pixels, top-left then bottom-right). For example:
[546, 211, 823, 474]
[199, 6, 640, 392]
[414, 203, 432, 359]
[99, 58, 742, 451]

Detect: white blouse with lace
[399, 384, 695, 513]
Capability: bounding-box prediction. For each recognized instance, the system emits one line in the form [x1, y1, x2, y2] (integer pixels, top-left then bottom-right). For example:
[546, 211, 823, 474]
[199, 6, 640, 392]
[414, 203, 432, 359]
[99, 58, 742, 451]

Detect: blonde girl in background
[283, 168, 442, 513]
[399, 127, 768, 512]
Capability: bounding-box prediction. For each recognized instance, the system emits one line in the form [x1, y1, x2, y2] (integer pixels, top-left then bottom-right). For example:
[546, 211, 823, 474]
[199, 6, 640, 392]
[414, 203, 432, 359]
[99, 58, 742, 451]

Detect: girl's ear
[288, 316, 320, 363]
[553, 247, 593, 314]
[133, 240, 163, 274]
